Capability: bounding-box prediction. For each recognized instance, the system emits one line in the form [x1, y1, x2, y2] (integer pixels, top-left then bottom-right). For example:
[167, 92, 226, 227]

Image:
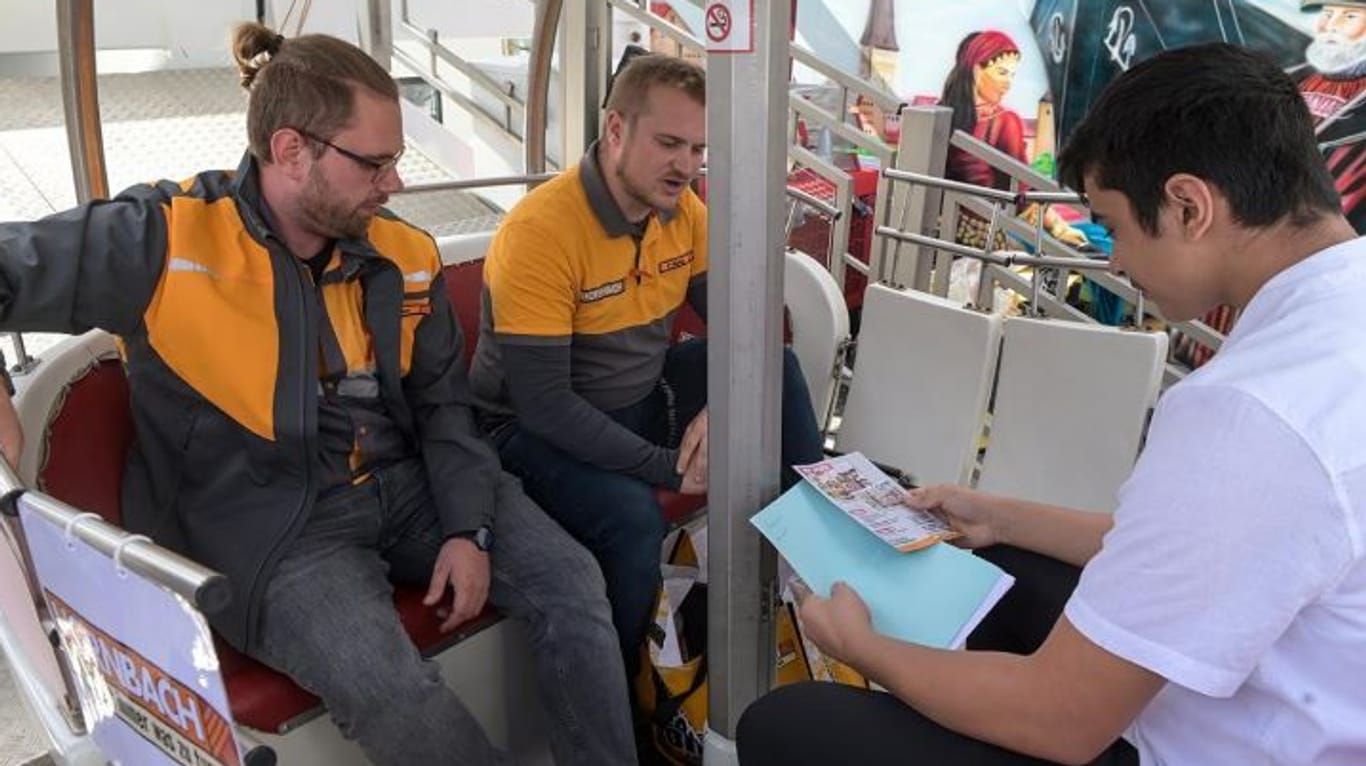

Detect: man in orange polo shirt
[470, 54, 825, 678]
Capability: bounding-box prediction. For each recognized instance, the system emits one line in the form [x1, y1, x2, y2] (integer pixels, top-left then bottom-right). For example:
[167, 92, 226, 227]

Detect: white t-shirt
[1065, 237, 1366, 765]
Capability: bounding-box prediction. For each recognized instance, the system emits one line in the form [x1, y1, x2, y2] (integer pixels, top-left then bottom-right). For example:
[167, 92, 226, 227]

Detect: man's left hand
[424, 537, 491, 632]
[797, 581, 875, 667]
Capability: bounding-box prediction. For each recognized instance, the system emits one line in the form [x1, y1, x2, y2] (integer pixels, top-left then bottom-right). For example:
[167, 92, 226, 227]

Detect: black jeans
[736, 546, 1140, 766]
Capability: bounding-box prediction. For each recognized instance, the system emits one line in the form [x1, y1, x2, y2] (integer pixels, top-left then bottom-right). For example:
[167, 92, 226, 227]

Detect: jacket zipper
[244, 246, 318, 644]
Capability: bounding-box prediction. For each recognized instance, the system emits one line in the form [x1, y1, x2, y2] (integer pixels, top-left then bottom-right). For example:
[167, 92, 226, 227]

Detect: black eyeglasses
[296, 128, 404, 182]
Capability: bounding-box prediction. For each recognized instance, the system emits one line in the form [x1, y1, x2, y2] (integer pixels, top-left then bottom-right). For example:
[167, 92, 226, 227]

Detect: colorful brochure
[795, 453, 960, 552]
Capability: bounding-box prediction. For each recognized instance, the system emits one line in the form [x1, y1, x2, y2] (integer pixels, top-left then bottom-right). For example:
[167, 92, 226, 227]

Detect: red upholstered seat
[36, 350, 485, 735]
[441, 259, 707, 527]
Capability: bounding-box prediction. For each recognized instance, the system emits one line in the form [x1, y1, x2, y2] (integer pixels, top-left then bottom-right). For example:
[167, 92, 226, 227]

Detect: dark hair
[604, 53, 705, 121]
[1058, 43, 1340, 234]
[940, 32, 1020, 134]
[231, 22, 399, 163]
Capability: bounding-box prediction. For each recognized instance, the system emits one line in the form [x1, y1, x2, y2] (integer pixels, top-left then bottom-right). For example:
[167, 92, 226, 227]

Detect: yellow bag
[636, 527, 865, 765]
[636, 578, 708, 765]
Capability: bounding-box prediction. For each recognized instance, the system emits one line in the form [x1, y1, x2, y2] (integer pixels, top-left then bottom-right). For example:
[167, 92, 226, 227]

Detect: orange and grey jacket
[0, 154, 498, 649]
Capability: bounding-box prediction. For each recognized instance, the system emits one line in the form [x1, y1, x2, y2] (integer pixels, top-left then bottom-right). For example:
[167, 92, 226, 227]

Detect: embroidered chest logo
[580, 278, 626, 303]
[659, 251, 695, 274]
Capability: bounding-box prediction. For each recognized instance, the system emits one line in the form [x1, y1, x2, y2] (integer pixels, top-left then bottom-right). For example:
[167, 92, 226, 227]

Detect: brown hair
[604, 54, 705, 121]
[231, 22, 399, 162]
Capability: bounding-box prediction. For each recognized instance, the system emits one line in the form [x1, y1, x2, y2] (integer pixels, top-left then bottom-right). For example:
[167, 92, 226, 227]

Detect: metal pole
[13, 493, 231, 617]
[526, 0, 565, 173]
[56, 0, 108, 203]
[360, 0, 393, 72]
[707, 0, 790, 745]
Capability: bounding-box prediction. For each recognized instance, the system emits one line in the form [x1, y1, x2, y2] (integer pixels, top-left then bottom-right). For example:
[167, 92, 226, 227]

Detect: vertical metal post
[707, 0, 790, 745]
[526, 0, 565, 174]
[360, 0, 393, 72]
[883, 106, 951, 291]
[56, 0, 108, 204]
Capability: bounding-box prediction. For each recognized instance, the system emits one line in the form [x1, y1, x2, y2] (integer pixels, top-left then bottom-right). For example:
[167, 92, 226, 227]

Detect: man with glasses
[0, 24, 636, 766]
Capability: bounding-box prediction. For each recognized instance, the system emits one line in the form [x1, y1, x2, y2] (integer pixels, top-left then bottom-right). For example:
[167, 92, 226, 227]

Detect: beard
[298, 166, 376, 241]
[1306, 32, 1366, 78]
[615, 165, 674, 214]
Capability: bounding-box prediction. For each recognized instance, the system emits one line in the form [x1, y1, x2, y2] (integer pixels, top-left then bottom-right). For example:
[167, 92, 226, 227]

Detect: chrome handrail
[526, 0, 563, 174]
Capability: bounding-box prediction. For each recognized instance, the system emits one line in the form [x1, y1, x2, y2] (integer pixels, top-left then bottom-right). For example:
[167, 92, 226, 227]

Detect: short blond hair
[605, 54, 705, 121]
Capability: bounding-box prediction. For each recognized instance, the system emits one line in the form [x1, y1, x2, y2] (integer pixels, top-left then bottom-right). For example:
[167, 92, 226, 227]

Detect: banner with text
[20, 496, 243, 766]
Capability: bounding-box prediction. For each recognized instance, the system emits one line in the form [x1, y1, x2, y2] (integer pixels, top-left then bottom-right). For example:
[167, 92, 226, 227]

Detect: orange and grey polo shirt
[469, 145, 707, 486]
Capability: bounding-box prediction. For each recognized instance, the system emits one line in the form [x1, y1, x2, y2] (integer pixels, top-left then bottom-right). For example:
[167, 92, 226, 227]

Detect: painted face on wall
[1308, 5, 1366, 75]
[975, 52, 1021, 106]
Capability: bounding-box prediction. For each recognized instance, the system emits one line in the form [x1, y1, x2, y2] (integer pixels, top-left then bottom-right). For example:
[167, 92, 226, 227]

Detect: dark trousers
[736, 546, 1140, 766]
[497, 339, 826, 678]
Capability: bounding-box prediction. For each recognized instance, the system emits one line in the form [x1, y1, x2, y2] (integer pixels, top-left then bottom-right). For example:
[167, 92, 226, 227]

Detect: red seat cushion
[216, 587, 499, 733]
[656, 490, 706, 526]
[443, 258, 485, 367]
[39, 358, 133, 527]
[38, 354, 491, 735]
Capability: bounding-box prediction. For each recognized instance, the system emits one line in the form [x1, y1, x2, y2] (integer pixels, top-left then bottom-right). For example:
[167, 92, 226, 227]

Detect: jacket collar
[231, 151, 377, 278]
[579, 140, 675, 238]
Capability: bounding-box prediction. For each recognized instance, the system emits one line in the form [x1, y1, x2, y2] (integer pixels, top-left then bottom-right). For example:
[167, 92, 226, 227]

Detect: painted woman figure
[941, 30, 1087, 249]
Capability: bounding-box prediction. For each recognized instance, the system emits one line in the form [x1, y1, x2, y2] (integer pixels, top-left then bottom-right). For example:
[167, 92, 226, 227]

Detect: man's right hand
[905, 484, 1001, 549]
[675, 409, 708, 495]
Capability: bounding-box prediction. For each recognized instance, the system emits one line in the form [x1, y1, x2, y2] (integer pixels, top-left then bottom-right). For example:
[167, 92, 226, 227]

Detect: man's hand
[906, 484, 1001, 549]
[676, 408, 708, 495]
[797, 581, 876, 667]
[423, 537, 491, 632]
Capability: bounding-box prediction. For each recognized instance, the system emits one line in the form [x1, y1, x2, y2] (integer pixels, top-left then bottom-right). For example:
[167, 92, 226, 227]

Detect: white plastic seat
[976, 317, 1167, 513]
[784, 249, 850, 430]
[837, 284, 1002, 486]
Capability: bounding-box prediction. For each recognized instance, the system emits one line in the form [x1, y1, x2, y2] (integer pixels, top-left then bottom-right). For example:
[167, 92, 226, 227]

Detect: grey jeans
[241, 458, 636, 765]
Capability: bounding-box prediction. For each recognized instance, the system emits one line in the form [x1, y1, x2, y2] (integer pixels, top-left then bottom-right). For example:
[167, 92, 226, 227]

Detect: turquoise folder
[751, 482, 1013, 649]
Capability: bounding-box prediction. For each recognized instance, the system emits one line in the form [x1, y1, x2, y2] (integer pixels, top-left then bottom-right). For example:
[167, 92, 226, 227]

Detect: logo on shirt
[659, 251, 695, 274]
[580, 278, 626, 303]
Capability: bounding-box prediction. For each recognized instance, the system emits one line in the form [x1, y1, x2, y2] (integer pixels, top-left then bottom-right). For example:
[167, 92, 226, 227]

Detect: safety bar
[397, 172, 559, 195]
[882, 168, 1083, 207]
[874, 226, 1108, 272]
[606, 0, 703, 52]
[3, 485, 231, 617]
[787, 187, 841, 221]
[790, 43, 900, 115]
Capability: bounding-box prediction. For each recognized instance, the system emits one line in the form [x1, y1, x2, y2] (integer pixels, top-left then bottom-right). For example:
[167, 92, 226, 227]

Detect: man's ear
[1163, 174, 1215, 240]
[268, 128, 312, 182]
[603, 110, 625, 148]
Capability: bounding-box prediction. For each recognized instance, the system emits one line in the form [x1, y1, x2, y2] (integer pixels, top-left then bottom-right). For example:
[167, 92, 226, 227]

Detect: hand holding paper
[797, 582, 875, 666]
[751, 455, 1013, 649]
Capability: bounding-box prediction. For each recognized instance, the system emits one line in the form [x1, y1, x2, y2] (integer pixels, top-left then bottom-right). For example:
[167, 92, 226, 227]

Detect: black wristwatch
[450, 525, 494, 552]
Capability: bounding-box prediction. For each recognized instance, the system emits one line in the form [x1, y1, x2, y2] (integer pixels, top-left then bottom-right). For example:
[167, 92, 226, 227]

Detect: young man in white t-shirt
[736, 43, 1366, 766]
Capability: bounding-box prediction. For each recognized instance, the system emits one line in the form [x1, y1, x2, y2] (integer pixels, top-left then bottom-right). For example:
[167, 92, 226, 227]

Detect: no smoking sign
[704, 0, 753, 54]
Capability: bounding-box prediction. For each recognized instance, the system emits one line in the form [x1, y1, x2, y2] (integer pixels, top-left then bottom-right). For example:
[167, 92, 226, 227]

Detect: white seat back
[784, 249, 850, 428]
[436, 231, 496, 266]
[837, 284, 1002, 486]
[13, 330, 121, 487]
[976, 317, 1167, 513]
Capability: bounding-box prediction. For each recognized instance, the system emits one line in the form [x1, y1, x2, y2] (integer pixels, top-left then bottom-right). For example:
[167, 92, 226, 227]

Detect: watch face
[474, 526, 494, 551]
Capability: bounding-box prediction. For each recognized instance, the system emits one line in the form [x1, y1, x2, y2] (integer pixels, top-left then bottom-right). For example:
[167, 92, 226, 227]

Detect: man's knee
[737, 684, 819, 764]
